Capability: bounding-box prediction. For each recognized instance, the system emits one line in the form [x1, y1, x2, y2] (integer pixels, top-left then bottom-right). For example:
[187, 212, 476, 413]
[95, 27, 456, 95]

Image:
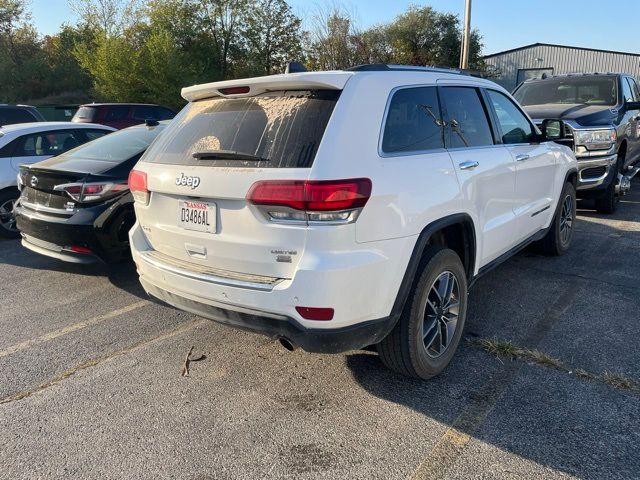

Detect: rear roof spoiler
[181, 72, 353, 102]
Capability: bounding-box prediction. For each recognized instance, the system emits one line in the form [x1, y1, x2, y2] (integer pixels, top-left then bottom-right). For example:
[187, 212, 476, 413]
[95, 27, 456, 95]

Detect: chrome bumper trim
[138, 250, 284, 292]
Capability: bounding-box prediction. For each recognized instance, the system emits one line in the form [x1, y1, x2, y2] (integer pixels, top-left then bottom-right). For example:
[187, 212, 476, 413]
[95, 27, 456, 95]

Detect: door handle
[459, 161, 479, 170]
[515, 154, 530, 162]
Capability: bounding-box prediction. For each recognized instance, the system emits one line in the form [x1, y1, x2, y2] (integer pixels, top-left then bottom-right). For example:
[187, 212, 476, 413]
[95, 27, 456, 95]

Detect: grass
[466, 336, 640, 393]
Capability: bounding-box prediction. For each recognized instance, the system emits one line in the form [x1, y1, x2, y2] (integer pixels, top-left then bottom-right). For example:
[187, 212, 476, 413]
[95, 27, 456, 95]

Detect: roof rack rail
[345, 64, 468, 75]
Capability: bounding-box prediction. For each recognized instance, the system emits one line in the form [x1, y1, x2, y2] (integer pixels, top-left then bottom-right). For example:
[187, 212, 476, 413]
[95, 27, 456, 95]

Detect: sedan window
[15, 131, 83, 157]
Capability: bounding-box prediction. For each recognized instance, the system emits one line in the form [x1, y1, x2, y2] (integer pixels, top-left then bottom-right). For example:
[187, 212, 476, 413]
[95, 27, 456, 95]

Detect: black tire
[540, 182, 576, 256]
[595, 154, 623, 214]
[377, 246, 468, 380]
[594, 178, 618, 214]
[0, 189, 20, 239]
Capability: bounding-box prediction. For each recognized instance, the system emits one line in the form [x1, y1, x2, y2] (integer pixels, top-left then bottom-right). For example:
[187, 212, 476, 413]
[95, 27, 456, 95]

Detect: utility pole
[460, 0, 472, 70]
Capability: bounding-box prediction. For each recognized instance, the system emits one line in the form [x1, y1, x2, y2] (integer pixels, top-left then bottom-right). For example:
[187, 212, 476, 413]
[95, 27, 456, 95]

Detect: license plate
[178, 200, 216, 233]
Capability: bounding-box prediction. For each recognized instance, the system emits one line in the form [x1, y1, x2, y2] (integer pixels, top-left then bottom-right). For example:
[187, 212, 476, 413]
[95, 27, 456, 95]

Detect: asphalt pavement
[1, 180, 639, 479]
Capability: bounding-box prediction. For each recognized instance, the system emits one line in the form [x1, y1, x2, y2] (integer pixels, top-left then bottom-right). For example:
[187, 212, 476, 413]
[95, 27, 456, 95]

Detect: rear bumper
[14, 195, 134, 263]
[130, 221, 413, 353]
[141, 279, 393, 353]
[21, 234, 100, 264]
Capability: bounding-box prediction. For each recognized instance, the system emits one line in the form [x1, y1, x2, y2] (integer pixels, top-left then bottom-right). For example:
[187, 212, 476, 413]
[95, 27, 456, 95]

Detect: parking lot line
[0, 317, 206, 405]
[0, 300, 150, 359]
[407, 282, 581, 479]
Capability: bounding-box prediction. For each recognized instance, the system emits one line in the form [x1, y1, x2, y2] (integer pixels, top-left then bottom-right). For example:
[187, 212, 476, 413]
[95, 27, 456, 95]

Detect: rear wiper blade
[192, 150, 269, 162]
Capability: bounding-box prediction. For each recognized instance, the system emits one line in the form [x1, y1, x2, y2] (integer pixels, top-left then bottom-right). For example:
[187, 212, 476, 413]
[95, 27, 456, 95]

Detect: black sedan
[14, 121, 167, 263]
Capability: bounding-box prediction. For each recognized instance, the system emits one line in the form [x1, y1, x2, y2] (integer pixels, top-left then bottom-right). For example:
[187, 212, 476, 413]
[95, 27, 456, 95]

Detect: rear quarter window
[381, 86, 444, 154]
[141, 90, 340, 168]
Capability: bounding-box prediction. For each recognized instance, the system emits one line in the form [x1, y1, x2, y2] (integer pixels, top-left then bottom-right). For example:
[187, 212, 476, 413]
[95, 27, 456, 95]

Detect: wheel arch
[388, 213, 477, 325]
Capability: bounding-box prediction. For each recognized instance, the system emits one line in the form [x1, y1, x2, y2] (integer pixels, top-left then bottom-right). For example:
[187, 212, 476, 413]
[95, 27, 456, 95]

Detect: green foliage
[1, 0, 488, 107]
[242, 0, 303, 75]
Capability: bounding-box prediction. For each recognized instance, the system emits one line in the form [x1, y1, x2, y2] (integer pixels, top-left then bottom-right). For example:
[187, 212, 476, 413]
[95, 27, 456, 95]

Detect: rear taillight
[54, 181, 129, 203]
[128, 170, 149, 205]
[246, 178, 372, 224]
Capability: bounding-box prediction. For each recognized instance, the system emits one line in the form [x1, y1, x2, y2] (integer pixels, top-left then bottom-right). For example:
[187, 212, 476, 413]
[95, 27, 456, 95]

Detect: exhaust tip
[278, 337, 296, 352]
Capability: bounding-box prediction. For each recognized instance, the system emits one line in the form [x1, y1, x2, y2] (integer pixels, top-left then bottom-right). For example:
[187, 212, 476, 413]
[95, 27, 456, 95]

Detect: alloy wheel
[559, 194, 573, 246]
[0, 198, 17, 233]
[422, 270, 460, 358]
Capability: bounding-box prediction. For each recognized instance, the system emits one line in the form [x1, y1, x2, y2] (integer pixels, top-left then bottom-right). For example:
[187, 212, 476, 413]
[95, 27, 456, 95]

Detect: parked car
[513, 73, 640, 213]
[128, 65, 577, 379]
[0, 104, 46, 125]
[15, 121, 167, 263]
[71, 103, 176, 129]
[0, 122, 115, 238]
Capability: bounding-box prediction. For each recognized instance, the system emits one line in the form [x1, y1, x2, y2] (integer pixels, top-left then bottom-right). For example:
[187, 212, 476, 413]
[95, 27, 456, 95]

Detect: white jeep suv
[129, 65, 577, 379]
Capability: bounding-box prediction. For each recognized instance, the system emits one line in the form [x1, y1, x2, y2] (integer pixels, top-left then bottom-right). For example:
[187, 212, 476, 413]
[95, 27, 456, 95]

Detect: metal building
[484, 43, 640, 92]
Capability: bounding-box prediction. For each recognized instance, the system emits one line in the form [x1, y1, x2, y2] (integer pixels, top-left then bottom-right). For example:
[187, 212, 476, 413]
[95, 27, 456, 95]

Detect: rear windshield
[73, 106, 96, 121]
[514, 77, 618, 106]
[62, 127, 161, 163]
[141, 90, 339, 168]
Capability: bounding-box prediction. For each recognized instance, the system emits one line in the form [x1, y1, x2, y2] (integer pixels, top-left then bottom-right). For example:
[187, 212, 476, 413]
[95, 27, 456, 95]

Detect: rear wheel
[0, 189, 20, 239]
[377, 246, 468, 380]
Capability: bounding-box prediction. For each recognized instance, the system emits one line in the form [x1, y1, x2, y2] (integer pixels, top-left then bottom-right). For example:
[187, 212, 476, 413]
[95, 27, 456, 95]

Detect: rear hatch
[134, 85, 345, 280]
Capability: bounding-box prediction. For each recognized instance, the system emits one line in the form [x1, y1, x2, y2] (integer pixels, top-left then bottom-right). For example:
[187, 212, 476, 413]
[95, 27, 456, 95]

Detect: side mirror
[541, 119, 563, 141]
[626, 101, 640, 111]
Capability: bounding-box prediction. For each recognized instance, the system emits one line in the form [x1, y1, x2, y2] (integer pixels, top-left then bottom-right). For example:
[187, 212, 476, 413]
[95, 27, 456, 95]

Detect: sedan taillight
[55, 181, 129, 203]
[128, 170, 149, 205]
[246, 178, 372, 224]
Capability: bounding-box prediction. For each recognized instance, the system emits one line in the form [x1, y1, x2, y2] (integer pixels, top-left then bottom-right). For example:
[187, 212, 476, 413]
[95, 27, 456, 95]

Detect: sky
[31, 0, 640, 56]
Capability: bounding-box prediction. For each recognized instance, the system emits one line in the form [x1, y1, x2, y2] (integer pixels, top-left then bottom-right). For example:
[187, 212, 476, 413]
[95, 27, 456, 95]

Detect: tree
[242, 0, 303, 75]
[0, 0, 45, 102]
[201, 0, 249, 79]
[69, 0, 141, 36]
[306, 5, 361, 70]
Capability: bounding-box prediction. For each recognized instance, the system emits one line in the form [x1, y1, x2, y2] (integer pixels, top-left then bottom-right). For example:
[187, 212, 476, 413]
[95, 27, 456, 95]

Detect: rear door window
[381, 86, 444, 154]
[142, 90, 340, 168]
[15, 130, 83, 157]
[105, 106, 130, 121]
[440, 87, 494, 149]
[132, 106, 156, 121]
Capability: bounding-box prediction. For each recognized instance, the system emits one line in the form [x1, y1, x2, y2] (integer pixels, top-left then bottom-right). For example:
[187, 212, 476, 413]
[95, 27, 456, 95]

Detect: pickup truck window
[514, 77, 618, 106]
[622, 78, 634, 103]
[629, 78, 640, 101]
[486, 90, 534, 144]
[381, 87, 444, 154]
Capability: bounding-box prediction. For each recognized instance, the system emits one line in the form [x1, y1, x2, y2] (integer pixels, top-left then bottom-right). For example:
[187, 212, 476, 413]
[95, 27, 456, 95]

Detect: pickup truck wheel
[540, 182, 576, 256]
[377, 246, 468, 380]
[0, 189, 20, 239]
[595, 155, 623, 214]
